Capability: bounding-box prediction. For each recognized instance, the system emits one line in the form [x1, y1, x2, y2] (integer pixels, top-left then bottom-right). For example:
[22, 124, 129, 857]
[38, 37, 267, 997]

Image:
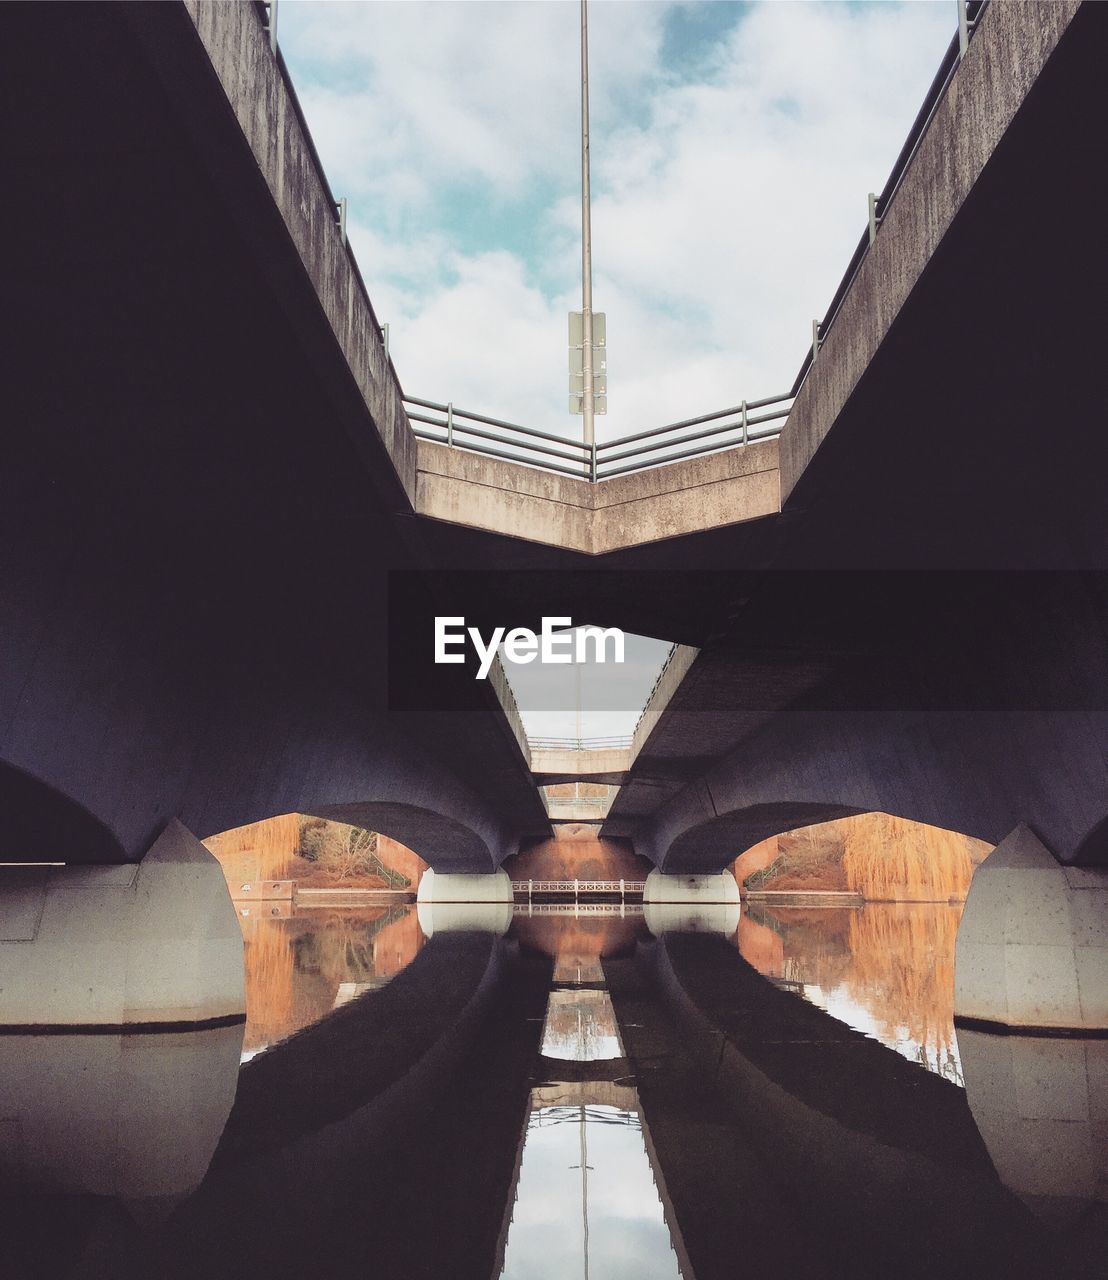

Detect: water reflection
[541, 989, 623, 1061]
[237, 902, 424, 1057]
[739, 900, 965, 1083]
[500, 1103, 683, 1280]
[0, 1026, 242, 1216]
[502, 913, 686, 1280]
[2, 899, 1103, 1278]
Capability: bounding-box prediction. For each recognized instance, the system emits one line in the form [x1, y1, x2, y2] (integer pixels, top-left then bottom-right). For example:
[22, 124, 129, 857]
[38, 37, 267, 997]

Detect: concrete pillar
[415, 868, 514, 935]
[955, 824, 1108, 1031]
[0, 1024, 243, 1219]
[643, 870, 741, 935]
[958, 1029, 1108, 1226]
[0, 818, 245, 1028]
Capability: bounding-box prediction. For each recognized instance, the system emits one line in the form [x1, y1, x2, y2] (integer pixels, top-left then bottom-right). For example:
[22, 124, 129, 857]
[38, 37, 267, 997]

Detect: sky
[278, 0, 960, 736]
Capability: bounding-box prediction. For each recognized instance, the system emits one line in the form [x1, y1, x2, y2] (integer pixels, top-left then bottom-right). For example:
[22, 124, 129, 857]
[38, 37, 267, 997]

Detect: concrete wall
[416, 438, 779, 553]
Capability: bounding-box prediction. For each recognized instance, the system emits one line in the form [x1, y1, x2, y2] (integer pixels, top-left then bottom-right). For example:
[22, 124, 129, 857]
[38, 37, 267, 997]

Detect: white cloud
[282, 2, 956, 442]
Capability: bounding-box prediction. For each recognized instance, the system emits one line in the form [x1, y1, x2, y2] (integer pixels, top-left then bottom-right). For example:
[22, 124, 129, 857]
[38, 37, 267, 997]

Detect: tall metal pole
[580, 0, 595, 474]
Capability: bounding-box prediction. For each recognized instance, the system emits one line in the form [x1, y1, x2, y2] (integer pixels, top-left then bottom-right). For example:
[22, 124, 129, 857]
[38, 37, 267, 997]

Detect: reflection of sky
[741, 903, 967, 1087]
[541, 990, 624, 1061]
[501, 1105, 683, 1280]
[804, 981, 963, 1086]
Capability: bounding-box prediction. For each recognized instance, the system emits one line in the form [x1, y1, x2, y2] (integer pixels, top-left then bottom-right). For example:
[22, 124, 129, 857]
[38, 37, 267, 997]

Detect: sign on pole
[569, 311, 607, 415]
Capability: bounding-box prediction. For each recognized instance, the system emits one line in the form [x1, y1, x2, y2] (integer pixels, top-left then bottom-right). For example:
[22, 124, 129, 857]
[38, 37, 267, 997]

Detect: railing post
[741, 399, 748, 446]
[867, 192, 878, 245]
[267, 0, 279, 53]
[957, 1, 969, 58]
[446, 401, 454, 448]
[381, 323, 389, 357]
[336, 196, 347, 246]
[590, 439, 597, 483]
[812, 319, 821, 361]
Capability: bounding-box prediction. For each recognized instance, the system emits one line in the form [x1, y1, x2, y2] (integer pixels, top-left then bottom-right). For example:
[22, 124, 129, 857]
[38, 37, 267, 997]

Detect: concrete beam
[415, 438, 779, 553]
[529, 745, 631, 784]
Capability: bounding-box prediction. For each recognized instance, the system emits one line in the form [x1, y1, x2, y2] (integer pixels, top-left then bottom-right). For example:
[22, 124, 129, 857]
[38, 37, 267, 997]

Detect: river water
[2, 899, 1103, 1279]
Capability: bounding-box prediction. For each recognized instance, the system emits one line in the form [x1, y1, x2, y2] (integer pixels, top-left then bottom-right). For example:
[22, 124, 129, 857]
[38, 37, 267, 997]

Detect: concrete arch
[295, 800, 500, 874]
[659, 800, 868, 875]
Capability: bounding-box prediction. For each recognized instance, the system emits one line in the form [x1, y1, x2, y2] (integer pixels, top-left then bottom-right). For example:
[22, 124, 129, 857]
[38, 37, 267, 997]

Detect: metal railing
[407, 391, 792, 482]
[254, 0, 989, 484]
[528, 735, 633, 752]
[512, 879, 645, 899]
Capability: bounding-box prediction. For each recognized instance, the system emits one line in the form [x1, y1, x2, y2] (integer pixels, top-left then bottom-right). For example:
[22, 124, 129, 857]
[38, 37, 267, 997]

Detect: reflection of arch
[0, 761, 124, 863]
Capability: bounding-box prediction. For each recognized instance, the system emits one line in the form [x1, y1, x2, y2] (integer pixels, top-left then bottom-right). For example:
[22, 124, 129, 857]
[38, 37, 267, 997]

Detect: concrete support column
[415, 868, 513, 935]
[0, 818, 245, 1028]
[643, 870, 741, 936]
[955, 824, 1108, 1031]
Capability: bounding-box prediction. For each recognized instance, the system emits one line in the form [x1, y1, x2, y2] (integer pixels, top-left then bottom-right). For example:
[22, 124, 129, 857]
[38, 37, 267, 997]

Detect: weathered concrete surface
[416, 437, 780, 553]
[955, 825, 1108, 1031]
[528, 745, 632, 784]
[0, 820, 244, 1027]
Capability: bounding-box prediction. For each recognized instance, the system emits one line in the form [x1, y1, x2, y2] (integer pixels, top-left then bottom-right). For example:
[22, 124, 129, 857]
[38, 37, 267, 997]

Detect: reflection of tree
[747, 903, 855, 992]
[844, 903, 964, 1067]
[742, 902, 966, 1080]
[240, 906, 420, 1052]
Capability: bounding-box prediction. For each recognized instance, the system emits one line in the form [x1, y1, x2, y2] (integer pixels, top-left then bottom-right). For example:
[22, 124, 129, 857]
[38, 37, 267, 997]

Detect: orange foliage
[844, 903, 964, 1065]
[840, 812, 988, 901]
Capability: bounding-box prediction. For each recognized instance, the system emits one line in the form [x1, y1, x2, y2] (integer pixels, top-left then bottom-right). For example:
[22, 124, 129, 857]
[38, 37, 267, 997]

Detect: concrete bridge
[1, 0, 1105, 1033]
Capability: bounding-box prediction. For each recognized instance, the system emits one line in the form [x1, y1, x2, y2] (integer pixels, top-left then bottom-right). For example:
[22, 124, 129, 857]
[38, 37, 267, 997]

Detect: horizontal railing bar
[411, 430, 587, 478]
[405, 397, 590, 450]
[597, 430, 783, 479]
[411, 419, 589, 465]
[595, 393, 793, 452]
[597, 415, 785, 468]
